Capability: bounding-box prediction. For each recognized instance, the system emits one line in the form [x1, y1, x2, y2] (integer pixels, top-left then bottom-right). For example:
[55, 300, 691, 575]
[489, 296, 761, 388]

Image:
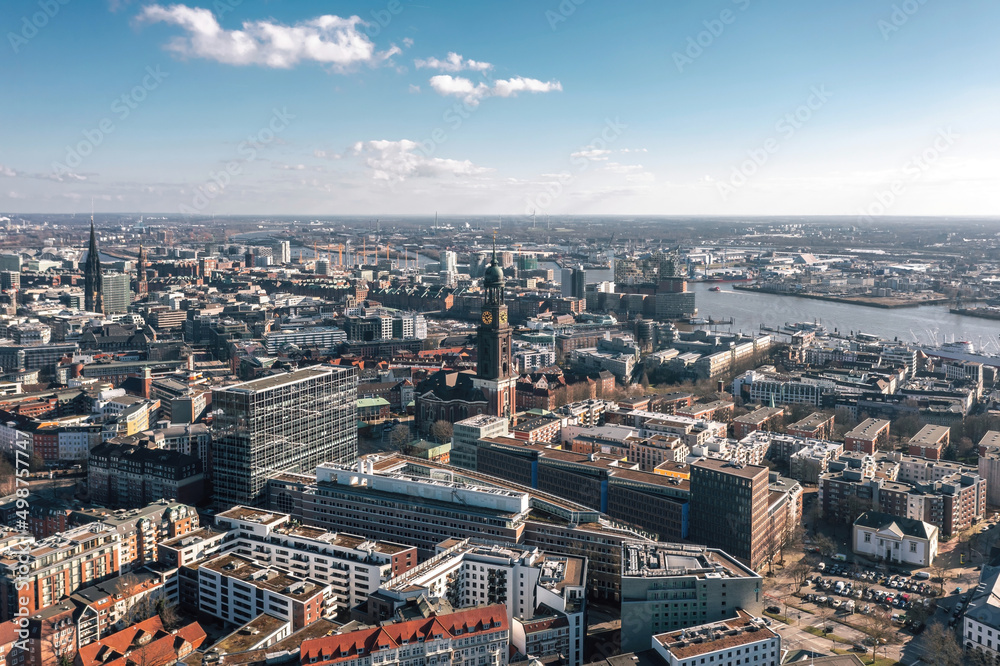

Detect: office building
[562, 265, 586, 299]
[620, 542, 762, 653]
[271, 240, 291, 264]
[100, 272, 131, 314]
[651, 610, 780, 666]
[267, 455, 651, 600]
[0, 271, 18, 292]
[689, 459, 770, 571]
[978, 431, 1000, 506]
[262, 326, 347, 354]
[451, 414, 509, 470]
[0, 255, 21, 273]
[212, 365, 358, 507]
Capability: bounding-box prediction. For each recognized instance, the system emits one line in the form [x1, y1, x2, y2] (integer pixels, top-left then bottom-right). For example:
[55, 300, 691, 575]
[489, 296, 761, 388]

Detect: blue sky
[1, 0, 998, 217]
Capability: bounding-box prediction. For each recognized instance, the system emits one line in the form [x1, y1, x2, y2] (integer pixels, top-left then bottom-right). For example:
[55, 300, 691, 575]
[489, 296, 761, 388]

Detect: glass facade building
[211, 365, 357, 507]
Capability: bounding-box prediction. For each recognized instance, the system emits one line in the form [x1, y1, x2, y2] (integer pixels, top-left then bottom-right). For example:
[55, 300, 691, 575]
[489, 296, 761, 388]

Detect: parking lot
[805, 561, 937, 623]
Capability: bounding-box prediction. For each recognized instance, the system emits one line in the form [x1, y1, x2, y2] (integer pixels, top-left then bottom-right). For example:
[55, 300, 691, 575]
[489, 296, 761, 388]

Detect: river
[540, 260, 1000, 351]
[689, 282, 1000, 352]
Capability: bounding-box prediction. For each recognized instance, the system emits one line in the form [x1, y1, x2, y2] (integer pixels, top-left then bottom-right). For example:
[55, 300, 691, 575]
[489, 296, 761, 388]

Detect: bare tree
[814, 534, 837, 558]
[114, 573, 156, 627]
[779, 524, 805, 564]
[862, 609, 896, 663]
[789, 558, 813, 592]
[156, 598, 181, 631]
[930, 561, 950, 594]
[431, 420, 454, 444]
[921, 623, 963, 666]
[389, 423, 411, 451]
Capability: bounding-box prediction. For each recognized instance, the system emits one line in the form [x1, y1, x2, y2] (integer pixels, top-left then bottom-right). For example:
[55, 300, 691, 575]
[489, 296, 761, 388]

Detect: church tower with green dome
[474, 234, 516, 420]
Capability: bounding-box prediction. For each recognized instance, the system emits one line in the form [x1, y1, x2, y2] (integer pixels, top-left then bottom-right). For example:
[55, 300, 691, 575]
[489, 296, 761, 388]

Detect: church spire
[84, 220, 103, 314]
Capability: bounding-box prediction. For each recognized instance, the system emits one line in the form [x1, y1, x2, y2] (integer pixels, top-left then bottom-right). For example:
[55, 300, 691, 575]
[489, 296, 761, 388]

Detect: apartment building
[907, 424, 950, 460]
[78, 500, 199, 572]
[215, 506, 417, 611]
[0, 524, 121, 620]
[731, 407, 784, 440]
[620, 543, 762, 653]
[193, 553, 335, 630]
[75, 616, 206, 666]
[820, 461, 986, 536]
[88, 443, 203, 509]
[300, 605, 510, 666]
[786, 412, 835, 440]
[359, 540, 585, 666]
[844, 418, 891, 454]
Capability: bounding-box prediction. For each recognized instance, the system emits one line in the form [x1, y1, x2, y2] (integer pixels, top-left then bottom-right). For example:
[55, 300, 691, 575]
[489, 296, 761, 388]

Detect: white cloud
[571, 149, 611, 161]
[415, 52, 492, 72]
[408, 84, 421, 94]
[313, 149, 342, 160]
[428, 75, 562, 107]
[604, 162, 644, 174]
[275, 163, 307, 171]
[493, 76, 562, 97]
[0, 165, 17, 177]
[352, 139, 492, 182]
[137, 5, 399, 70]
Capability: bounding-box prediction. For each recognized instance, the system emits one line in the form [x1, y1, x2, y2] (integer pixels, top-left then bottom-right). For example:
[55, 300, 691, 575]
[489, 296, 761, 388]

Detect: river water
[541, 260, 999, 351]
[689, 282, 1000, 352]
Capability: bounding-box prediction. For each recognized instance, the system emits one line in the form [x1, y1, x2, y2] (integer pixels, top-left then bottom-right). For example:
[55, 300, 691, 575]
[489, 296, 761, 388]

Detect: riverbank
[732, 284, 951, 309]
[950, 307, 1000, 321]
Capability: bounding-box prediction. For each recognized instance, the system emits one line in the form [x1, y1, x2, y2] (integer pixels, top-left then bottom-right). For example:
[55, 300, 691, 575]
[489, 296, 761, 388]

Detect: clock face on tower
[499, 311, 507, 325]
[482, 311, 493, 325]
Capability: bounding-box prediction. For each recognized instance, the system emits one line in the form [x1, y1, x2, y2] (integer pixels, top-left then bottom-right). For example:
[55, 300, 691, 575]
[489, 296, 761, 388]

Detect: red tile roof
[75, 618, 206, 666]
[301, 606, 508, 665]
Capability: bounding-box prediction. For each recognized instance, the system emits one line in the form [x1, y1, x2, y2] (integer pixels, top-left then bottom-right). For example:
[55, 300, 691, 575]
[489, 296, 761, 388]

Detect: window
[910, 542, 917, 553]
[864, 533, 871, 543]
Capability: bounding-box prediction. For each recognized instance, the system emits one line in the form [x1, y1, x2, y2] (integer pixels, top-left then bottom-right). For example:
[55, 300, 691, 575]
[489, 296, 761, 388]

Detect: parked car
[766, 606, 781, 614]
